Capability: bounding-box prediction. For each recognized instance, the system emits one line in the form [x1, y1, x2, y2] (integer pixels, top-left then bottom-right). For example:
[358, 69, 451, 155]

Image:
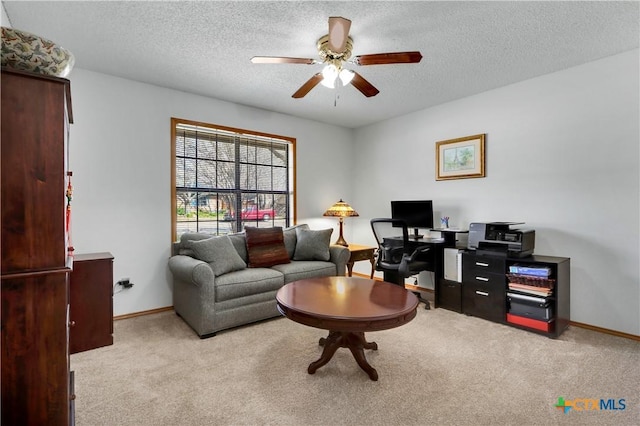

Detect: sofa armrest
[168, 255, 214, 287]
[329, 245, 350, 276]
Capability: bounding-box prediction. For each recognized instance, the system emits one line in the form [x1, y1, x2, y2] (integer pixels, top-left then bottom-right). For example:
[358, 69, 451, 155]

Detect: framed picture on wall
[436, 134, 486, 180]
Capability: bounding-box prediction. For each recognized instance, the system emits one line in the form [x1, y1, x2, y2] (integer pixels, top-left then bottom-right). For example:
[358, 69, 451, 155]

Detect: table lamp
[323, 199, 359, 246]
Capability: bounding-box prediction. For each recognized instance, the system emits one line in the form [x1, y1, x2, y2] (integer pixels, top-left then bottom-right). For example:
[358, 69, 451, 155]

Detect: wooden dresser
[1, 68, 75, 425]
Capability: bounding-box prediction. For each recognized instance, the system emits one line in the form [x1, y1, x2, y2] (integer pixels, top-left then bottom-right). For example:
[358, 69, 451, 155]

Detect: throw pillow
[283, 223, 310, 259]
[186, 236, 247, 277]
[293, 228, 332, 261]
[245, 227, 290, 268]
[178, 232, 213, 256]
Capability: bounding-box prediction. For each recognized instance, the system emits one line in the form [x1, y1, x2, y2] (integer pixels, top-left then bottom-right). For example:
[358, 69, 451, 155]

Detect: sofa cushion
[293, 228, 332, 261]
[245, 226, 290, 268]
[186, 236, 247, 277]
[214, 267, 284, 301]
[271, 260, 337, 284]
[283, 223, 309, 259]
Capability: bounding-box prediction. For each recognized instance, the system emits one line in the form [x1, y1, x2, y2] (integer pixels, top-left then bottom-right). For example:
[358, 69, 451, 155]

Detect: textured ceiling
[3, 1, 639, 129]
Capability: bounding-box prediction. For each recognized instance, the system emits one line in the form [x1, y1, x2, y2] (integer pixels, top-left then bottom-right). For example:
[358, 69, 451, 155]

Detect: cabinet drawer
[463, 270, 505, 288]
[437, 279, 462, 313]
[463, 253, 505, 274]
[463, 281, 506, 323]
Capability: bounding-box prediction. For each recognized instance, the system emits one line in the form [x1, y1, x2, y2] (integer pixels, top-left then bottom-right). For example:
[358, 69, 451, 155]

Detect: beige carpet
[71, 308, 639, 425]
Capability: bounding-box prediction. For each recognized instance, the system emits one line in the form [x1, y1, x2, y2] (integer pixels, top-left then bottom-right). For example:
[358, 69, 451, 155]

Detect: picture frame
[436, 134, 486, 180]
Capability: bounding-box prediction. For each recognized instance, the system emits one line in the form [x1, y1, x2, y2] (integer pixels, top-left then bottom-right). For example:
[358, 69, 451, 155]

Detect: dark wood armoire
[1, 67, 75, 425]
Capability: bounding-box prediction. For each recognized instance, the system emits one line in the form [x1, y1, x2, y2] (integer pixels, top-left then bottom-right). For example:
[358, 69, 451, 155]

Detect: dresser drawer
[463, 280, 506, 323]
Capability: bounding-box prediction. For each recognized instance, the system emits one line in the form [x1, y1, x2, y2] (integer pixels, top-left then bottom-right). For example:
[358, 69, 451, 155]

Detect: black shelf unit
[461, 251, 570, 338]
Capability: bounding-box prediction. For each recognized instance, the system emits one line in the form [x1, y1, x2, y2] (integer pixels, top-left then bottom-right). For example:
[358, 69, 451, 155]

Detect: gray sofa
[168, 224, 350, 338]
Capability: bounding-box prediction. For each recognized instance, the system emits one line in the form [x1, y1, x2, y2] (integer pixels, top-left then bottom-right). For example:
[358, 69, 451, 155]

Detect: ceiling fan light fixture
[339, 69, 355, 86]
[252, 16, 421, 99]
[320, 64, 338, 88]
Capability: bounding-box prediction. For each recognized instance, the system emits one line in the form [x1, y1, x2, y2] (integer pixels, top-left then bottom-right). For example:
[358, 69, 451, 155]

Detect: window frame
[171, 117, 296, 241]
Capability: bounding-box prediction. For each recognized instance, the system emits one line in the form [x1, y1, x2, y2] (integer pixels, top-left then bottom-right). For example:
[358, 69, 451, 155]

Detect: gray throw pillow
[178, 232, 213, 256]
[283, 223, 309, 259]
[293, 228, 332, 261]
[186, 236, 247, 277]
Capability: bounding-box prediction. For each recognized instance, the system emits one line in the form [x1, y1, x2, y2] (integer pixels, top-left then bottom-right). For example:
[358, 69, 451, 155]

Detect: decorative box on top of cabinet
[1, 67, 74, 425]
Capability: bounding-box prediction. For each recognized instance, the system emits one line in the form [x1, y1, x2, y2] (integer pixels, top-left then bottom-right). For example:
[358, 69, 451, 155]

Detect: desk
[346, 244, 376, 278]
[383, 230, 468, 308]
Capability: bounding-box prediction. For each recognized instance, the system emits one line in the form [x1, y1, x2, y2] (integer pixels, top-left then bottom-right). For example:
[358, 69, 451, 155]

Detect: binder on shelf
[507, 292, 549, 307]
[508, 264, 551, 277]
[509, 303, 553, 321]
[507, 313, 553, 332]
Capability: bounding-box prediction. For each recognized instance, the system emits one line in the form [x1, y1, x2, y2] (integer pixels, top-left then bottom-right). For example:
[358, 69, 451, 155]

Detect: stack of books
[506, 264, 555, 332]
[507, 265, 554, 296]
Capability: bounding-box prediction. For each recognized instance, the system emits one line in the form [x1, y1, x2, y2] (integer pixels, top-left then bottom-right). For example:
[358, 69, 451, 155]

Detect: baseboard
[404, 283, 434, 294]
[352, 272, 639, 341]
[569, 321, 639, 341]
[114, 306, 173, 321]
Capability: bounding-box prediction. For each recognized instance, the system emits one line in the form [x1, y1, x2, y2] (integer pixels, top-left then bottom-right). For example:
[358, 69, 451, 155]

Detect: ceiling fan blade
[350, 72, 380, 97]
[353, 51, 423, 66]
[251, 56, 316, 65]
[328, 16, 351, 53]
[292, 73, 323, 98]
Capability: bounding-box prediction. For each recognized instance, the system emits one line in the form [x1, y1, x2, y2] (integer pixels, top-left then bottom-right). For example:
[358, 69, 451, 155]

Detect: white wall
[67, 69, 353, 316]
[350, 50, 640, 335]
[67, 50, 638, 335]
[1, 2, 10, 26]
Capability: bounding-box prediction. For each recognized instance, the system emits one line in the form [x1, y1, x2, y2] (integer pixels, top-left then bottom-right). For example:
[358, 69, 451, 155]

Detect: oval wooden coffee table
[276, 276, 419, 381]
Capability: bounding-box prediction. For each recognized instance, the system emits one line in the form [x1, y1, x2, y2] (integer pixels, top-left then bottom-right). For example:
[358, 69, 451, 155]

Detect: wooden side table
[346, 244, 376, 278]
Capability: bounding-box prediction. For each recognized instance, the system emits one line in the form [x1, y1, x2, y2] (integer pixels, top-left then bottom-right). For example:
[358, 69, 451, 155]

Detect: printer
[468, 222, 535, 257]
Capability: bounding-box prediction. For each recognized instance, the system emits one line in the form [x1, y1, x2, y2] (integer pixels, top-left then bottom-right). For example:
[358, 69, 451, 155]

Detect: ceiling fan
[251, 17, 422, 98]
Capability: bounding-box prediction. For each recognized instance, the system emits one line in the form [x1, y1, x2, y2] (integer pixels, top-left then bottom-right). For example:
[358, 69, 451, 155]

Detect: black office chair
[370, 218, 433, 309]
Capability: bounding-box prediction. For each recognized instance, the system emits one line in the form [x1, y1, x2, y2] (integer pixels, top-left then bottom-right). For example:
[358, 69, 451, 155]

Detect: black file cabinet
[437, 279, 463, 313]
[462, 253, 506, 323]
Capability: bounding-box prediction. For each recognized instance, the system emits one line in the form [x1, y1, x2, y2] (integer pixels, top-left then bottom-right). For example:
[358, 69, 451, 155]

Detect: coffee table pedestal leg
[308, 331, 379, 381]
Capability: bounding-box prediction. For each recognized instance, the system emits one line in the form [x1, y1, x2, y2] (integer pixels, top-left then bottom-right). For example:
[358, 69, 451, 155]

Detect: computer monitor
[391, 200, 434, 239]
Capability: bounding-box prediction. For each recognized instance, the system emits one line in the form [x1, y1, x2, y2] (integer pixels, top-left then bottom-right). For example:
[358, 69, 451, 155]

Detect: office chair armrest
[408, 246, 430, 262]
[398, 254, 412, 278]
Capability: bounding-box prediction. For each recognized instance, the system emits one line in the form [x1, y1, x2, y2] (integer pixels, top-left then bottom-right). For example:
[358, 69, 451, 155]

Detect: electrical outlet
[117, 278, 133, 289]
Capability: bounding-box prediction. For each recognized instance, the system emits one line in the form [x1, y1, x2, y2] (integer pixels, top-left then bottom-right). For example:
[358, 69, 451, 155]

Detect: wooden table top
[346, 244, 375, 252]
[276, 276, 419, 332]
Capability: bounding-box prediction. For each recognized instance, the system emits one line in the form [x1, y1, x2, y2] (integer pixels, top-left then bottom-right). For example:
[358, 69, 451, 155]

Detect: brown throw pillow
[244, 226, 291, 268]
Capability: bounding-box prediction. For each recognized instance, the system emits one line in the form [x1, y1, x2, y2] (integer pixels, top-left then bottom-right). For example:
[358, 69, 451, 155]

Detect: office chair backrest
[370, 218, 410, 267]
[371, 217, 432, 276]
[371, 218, 408, 243]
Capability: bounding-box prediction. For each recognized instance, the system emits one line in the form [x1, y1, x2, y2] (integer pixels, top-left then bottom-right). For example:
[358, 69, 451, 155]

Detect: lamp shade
[323, 199, 358, 247]
[323, 199, 359, 218]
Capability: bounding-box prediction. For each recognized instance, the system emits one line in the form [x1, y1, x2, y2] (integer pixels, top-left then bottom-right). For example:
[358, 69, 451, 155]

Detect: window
[172, 118, 295, 239]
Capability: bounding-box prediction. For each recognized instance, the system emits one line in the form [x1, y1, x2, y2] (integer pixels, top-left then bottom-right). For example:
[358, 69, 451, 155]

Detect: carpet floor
[71, 307, 639, 425]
